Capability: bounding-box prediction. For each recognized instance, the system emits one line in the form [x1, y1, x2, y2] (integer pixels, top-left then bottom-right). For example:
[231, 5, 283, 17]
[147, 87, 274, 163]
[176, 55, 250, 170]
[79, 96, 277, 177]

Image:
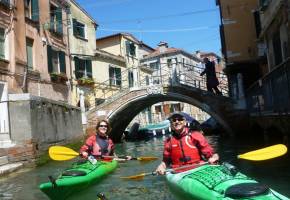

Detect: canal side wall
[5, 94, 83, 165]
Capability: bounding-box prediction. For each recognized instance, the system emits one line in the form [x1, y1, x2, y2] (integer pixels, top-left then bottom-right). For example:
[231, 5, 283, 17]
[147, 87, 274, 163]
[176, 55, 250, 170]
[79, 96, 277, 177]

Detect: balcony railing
[246, 58, 290, 115]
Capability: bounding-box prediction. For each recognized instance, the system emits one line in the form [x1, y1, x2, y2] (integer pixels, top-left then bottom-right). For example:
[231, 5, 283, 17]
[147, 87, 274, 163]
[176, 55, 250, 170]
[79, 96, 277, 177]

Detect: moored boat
[39, 160, 118, 200]
[166, 163, 289, 200]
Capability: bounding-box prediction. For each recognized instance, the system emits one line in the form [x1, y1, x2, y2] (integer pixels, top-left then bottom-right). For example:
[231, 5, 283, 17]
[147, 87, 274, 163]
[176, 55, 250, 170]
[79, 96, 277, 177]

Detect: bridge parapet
[86, 83, 247, 142]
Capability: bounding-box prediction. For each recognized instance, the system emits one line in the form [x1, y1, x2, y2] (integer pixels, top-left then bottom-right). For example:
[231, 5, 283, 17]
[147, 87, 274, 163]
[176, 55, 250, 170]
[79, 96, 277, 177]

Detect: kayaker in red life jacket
[80, 120, 131, 161]
[155, 112, 219, 174]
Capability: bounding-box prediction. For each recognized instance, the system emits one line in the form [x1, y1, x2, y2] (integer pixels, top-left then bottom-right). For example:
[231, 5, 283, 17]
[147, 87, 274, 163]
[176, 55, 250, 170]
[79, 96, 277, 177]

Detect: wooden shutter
[86, 60, 92, 78]
[47, 45, 53, 73]
[72, 19, 77, 36]
[59, 51, 66, 73]
[130, 43, 136, 56]
[26, 39, 33, 69]
[74, 57, 81, 79]
[56, 7, 63, 34]
[0, 28, 4, 59]
[31, 0, 39, 21]
[125, 41, 130, 55]
[116, 68, 121, 86]
[109, 66, 113, 85]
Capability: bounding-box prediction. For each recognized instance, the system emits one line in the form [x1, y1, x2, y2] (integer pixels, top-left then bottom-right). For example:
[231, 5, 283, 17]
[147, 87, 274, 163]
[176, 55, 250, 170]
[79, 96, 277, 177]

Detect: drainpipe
[79, 90, 87, 125]
[21, 65, 28, 92]
[65, 4, 73, 105]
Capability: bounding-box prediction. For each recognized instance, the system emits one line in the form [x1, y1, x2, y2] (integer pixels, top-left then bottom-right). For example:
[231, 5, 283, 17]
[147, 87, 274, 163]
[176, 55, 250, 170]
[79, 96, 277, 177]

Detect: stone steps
[0, 162, 23, 176]
[0, 156, 8, 166]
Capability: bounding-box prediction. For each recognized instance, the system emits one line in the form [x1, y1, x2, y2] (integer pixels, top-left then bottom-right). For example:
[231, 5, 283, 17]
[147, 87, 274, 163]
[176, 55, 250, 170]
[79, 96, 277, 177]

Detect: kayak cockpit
[225, 183, 270, 198]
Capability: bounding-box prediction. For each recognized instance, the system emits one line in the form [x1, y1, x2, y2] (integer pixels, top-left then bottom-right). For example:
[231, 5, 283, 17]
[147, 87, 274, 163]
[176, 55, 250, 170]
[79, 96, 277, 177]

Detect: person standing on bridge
[200, 57, 222, 95]
[155, 112, 219, 174]
[80, 119, 131, 161]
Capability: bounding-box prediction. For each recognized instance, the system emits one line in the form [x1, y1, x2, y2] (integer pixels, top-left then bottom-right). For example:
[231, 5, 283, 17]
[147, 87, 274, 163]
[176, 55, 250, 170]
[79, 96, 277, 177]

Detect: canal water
[0, 135, 289, 200]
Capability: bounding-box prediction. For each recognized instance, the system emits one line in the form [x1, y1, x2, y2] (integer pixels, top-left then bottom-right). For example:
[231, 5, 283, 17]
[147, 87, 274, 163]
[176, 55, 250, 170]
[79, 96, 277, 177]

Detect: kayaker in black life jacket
[80, 119, 131, 161]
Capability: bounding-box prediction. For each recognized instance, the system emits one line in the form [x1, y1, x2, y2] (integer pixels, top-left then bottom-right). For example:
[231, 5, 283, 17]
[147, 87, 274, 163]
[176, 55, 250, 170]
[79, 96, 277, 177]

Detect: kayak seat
[62, 170, 87, 176]
[225, 183, 270, 198]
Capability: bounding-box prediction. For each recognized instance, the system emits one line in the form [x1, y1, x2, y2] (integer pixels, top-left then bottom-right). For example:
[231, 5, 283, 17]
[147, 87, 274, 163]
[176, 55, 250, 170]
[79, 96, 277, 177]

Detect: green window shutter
[128, 71, 133, 87]
[47, 45, 53, 73]
[26, 39, 33, 69]
[0, 28, 4, 59]
[109, 66, 113, 85]
[125, 41, 130, 55]
[129, 43, 136, 56]
[116, 68, 121, 86]
[56, 7, 63, 34]
[59, 51, 66, 73]
[86, 60, 92, 78]
[31, 0, 39, 21]
[72, 19, 77, 36]
[74, 57, 81, 79]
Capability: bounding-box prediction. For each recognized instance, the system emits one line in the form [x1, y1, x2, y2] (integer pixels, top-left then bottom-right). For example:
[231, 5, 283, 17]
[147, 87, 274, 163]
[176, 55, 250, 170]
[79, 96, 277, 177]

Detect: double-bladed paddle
[120, 144, 288, 180]
[48, 146, 158, 161]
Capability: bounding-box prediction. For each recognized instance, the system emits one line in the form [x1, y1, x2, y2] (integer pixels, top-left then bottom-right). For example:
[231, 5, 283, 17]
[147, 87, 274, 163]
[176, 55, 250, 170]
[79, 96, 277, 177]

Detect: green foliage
[77, 77, 95, 86]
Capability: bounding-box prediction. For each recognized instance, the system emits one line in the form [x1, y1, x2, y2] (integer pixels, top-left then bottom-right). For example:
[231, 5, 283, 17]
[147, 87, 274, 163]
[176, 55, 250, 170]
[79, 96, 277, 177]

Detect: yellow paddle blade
[238, 144, 287, 161]
[120, 173, 146, 180]
[137, 156, 158, 161]
[49, 146, 79, 161]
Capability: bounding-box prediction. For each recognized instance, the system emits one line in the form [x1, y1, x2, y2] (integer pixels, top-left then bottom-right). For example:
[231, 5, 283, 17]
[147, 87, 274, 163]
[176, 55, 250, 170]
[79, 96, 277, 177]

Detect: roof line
[70, 0, 98, 26]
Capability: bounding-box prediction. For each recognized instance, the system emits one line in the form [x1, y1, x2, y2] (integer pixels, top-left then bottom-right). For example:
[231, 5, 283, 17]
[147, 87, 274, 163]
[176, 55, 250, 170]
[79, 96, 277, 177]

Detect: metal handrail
[86, 62, 229, 111]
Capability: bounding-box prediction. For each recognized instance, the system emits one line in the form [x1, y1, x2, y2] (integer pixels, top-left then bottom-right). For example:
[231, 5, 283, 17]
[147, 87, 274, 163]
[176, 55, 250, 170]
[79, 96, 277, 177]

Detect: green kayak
[39, 160, 118, 200]
[166, 163, 289, 200]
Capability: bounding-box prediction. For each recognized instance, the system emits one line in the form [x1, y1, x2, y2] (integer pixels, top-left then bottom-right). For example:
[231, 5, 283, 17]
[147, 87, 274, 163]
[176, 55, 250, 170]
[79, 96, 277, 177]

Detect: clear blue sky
[76, 0, 221, 55]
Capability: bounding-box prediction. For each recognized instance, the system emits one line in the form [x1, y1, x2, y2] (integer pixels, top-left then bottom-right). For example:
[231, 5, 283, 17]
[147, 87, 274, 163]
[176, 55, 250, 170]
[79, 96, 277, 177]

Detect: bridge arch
[87, 84, 238, 142]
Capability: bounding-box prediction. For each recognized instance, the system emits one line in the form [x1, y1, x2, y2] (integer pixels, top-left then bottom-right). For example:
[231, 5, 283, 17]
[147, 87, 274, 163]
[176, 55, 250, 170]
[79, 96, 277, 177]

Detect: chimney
[195, 50, 201, 58]
[158, 41, 168, 53]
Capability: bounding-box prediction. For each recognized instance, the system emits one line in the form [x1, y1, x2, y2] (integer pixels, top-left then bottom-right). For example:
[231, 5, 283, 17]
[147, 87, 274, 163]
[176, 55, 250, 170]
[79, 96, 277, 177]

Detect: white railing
[87, 62, 229, 111]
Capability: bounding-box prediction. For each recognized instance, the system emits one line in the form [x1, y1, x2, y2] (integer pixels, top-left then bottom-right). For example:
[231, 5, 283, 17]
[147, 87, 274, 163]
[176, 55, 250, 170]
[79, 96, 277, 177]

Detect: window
[50, 4, 62, 34]
[109, 66, 121, 86]
[24, 0, 39, 21]
[73, 19, 85, 38]
[26, 38, 33, 69]
[145, 75, 150, 85]
[74, 57, 92, 79]
[149, 62, 159, 71]
[128, 70, 134, 87]
[47, 45, 66, 74]
[0, 28, 5, 59]
[125, 41, 136, 56]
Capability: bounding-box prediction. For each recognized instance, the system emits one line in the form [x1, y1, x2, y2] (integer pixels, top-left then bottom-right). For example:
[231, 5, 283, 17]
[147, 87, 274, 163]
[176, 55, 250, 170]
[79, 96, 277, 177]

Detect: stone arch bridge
[86, 83, 246, 142]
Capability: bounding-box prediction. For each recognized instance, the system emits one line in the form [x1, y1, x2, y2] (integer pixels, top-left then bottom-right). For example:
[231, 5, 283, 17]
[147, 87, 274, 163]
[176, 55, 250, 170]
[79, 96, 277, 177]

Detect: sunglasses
[171, 118, 185, 122]
[98, 125, 108, 128]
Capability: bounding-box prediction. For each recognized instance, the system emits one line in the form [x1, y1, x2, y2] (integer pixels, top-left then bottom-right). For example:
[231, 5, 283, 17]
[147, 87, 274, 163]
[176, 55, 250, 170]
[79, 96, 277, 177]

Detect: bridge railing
[246, 57, 290, 115]
[88, 62, 229, 111]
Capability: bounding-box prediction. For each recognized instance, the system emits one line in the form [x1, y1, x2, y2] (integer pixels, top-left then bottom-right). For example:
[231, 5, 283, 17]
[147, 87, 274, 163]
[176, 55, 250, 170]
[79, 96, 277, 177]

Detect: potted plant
[77, 77, 95, 87]
[50, 72, 68, 83]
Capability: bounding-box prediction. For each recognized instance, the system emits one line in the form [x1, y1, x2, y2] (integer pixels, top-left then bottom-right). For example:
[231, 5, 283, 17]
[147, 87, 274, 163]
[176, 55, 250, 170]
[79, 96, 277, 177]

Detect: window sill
[27, 69, 40, 79]
[25, 17, 39, 27]
[74, 35, 88, 42]
[0, 57, 9, 70]
[50, 30, 64, 38]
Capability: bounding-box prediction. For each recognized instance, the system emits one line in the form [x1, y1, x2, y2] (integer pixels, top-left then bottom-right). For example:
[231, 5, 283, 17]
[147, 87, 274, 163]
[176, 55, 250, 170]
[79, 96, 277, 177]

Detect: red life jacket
[90, 135, 114, 157]
[166, 130, 201, 168]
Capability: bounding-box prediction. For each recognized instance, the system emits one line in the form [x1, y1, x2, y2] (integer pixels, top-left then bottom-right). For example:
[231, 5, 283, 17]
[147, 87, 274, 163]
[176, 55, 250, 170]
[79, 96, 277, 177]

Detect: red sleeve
[191, 131, 214, 159]
[162, 139, 171, 164]
[80, 135, 95, 154]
